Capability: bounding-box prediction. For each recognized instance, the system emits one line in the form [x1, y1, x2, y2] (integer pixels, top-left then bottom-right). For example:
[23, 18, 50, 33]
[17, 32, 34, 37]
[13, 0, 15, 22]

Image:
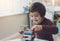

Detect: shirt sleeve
[42, 25, 58, 34]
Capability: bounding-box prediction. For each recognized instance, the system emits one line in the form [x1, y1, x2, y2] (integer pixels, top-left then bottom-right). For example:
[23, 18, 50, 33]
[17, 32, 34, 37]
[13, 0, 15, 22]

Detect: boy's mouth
[32, 20, 39, 25]
[35, 20, 38, 21]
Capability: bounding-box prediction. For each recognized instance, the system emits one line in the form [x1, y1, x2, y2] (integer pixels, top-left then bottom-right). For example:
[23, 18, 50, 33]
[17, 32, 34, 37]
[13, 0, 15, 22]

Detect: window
[0, 0, 32, 17]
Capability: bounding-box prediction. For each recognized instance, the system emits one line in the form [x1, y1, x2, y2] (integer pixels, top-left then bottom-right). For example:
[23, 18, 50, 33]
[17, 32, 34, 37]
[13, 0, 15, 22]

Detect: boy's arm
[42, 25, 58, 34]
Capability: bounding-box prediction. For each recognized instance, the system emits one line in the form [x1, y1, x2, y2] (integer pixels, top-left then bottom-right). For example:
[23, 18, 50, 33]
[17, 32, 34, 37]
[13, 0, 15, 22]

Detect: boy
[29, 2, 58, 41]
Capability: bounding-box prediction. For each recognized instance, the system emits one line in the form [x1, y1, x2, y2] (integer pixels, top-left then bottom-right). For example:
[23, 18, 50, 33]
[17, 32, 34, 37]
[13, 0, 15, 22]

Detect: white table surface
[7, 39, 22, 41]
[7, 38, 48, 41]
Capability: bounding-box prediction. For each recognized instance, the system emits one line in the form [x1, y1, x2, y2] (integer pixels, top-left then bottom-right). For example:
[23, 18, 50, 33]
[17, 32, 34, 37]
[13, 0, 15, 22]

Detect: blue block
[24, 31, 33, 35]
[56, 21, 60, 35]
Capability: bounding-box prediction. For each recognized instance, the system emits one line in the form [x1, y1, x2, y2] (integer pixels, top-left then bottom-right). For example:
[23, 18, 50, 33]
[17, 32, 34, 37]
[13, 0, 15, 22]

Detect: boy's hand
[18, 28, 24, 34]
[31, 25, 42, 32]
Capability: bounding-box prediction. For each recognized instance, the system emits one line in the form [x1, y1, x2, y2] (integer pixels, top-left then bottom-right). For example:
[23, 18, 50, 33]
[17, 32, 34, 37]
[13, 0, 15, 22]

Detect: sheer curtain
[0, 0, 32, 17]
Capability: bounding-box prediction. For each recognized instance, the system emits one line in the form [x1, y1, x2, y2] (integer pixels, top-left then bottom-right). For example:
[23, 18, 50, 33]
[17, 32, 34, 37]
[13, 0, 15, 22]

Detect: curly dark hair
[30, 2, 46, 17]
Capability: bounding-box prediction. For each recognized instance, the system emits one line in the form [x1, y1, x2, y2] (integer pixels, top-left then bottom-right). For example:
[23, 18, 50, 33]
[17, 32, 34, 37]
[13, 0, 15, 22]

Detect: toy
[56, 18, 60, 35]
[23, 31, 33, 41]
[19, 25, 33, 41]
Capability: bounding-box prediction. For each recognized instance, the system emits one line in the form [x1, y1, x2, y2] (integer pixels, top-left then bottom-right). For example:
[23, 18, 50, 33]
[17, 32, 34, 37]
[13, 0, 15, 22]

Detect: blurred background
[0, 0, 60, 41]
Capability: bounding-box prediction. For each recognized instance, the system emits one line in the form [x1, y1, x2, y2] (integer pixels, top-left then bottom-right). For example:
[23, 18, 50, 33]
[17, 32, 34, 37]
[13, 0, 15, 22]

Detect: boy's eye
[30, 14, 33, 17]
[31, 16, 33, 17]
[30, 15, 33, 18]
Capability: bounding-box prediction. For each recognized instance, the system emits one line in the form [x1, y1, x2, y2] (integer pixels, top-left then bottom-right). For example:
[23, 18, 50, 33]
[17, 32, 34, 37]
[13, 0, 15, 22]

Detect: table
[7, 38, 48, 41]
[7, 39, 23, 41]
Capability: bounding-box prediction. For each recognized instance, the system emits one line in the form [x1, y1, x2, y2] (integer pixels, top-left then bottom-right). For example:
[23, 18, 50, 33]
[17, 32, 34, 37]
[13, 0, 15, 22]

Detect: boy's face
[30, 11, 42, 25]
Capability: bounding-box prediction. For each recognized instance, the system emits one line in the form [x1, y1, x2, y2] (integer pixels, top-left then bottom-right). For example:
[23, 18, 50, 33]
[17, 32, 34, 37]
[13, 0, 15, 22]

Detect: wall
[0, 14, 28, 40]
